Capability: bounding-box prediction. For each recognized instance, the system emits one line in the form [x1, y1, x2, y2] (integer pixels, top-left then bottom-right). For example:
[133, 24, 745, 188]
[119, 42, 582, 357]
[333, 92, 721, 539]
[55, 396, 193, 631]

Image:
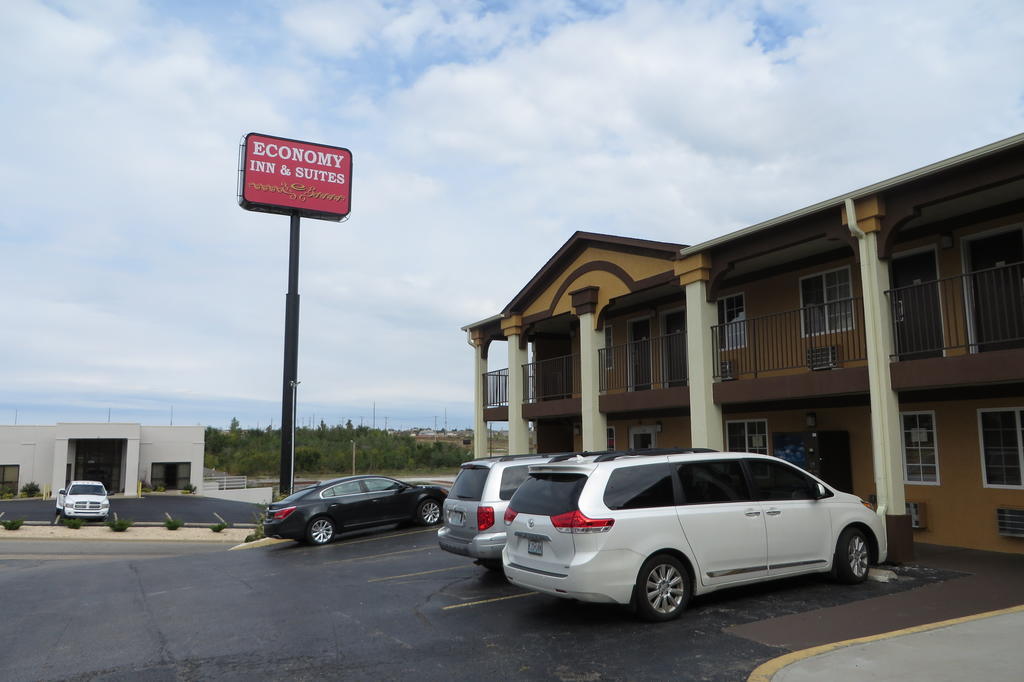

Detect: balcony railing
[886, 262, 1024, 360]
[525, 354, 581, 402]
[484, 368, 508, 408]
[712, 298, 867, 379]
[599, 332, 688, 393]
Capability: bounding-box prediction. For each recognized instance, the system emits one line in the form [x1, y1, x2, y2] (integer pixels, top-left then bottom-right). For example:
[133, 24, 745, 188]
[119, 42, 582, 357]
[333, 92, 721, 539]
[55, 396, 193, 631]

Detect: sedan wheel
[306, 516, 336, 545]
[415, 499, 441, 526]
[634, 554, 691, 622]
[833, 527, 870, 584]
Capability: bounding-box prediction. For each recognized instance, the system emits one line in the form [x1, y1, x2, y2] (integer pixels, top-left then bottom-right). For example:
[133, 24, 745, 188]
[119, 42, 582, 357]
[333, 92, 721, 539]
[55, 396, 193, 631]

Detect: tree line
[205, 419, 471, 476]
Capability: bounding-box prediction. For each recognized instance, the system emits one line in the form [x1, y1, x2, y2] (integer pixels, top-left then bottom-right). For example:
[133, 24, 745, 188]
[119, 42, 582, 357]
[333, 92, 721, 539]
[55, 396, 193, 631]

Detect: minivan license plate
[449, 511, 464, 526]
[528, 538, 543, 555]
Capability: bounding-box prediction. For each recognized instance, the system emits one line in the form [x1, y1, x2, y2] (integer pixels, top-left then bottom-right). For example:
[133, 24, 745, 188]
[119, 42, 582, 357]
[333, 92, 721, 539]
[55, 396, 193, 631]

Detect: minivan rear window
[450, 466, 489, 501]
[604, 464, 675, 509]
[499, 465, 530, 501]
[510, 473, 587, 516]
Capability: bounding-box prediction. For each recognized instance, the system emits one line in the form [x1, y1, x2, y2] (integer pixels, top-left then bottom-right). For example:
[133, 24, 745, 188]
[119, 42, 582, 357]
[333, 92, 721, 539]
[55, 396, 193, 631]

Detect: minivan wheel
[415, 499, 441, 526]
[833, 527, 870, 584]
[306, 516, 336, 545]
[633, 554, 691, 622]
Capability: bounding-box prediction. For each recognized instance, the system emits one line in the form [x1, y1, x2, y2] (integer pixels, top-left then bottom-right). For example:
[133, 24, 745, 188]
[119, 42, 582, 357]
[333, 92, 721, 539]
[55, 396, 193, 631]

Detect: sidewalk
[753, 606, 1024, 681]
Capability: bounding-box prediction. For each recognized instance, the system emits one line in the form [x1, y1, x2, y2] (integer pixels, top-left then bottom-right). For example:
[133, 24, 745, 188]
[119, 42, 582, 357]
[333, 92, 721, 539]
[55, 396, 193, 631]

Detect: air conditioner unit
[996, 508, 1024, 537]
[719, 360, 734, 381]
[806, 345, 839, 370]
[906, 501, 927, 529]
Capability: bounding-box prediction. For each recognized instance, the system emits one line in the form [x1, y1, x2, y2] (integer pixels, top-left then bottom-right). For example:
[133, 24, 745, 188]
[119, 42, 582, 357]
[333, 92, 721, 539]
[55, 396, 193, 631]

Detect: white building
[0, 423, 204, 498]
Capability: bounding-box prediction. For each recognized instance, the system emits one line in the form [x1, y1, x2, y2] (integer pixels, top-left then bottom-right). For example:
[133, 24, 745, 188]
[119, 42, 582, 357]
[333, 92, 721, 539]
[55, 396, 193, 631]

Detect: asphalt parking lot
[0, 494, 262, 524]
[0, 523, 959, 681]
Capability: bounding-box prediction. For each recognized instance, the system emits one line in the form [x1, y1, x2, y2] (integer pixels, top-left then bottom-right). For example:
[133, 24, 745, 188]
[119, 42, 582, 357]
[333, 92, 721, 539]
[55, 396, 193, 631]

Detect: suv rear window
[450, 466, 489, 501]
[604, 464, 675, 509]
[499, 465, 531, 501]
[510, 473, 587, 516]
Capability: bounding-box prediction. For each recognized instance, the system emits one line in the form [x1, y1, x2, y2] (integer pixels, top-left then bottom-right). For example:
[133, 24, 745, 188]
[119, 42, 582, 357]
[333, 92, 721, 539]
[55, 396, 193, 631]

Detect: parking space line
[323, 546, 434, 565]
[442, 591, 538, 610]
[368, 565, 466, 582]
[334, 527, 439, 547]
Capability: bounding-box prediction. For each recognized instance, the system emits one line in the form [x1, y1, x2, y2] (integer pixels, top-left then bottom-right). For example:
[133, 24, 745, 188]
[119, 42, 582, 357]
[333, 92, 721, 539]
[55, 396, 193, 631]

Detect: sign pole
[280, 211, 301, 496]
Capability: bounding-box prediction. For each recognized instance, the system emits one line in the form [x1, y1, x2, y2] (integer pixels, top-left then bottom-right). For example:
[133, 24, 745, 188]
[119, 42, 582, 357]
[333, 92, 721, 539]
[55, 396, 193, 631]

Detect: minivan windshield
[450, 466, 489, 501]
[510, 474, 587, 516]
[68, 484, 105, 496]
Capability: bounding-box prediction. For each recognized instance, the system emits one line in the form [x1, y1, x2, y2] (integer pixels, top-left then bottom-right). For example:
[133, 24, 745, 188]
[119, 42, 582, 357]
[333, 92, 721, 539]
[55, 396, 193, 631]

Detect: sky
[1, 0, 1022, 431]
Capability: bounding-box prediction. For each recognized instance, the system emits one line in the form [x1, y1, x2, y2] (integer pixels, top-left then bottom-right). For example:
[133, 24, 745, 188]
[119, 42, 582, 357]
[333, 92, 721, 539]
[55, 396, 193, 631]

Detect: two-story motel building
[463, 134, 1024, 559]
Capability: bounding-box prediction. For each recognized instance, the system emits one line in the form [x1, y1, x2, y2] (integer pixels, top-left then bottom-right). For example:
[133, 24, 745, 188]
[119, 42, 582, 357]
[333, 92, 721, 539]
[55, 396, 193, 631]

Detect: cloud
[1, 0, 1022, 429]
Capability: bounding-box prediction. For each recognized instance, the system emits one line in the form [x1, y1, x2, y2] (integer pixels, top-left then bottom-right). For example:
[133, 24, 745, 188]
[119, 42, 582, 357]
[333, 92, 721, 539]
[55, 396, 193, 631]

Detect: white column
[685, 280, 725, 450]
[856, 231, 905, 516]
[506, 334, 531, 454]
[50, 438, 69, 498]
[124, 438, 140, 497]
[472, 342, 488, 459]
[578, 311, 608, 451]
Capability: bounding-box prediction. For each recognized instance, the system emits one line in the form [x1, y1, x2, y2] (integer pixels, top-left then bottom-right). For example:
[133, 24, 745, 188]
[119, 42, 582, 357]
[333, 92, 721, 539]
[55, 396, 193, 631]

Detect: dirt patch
[0, 524, 251, 543]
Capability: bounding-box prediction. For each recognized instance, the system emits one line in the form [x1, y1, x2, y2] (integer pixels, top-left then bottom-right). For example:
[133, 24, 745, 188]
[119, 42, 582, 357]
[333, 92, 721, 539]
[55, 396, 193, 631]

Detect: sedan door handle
[765, 509, 782, 516]
[744, 510, 762, 517]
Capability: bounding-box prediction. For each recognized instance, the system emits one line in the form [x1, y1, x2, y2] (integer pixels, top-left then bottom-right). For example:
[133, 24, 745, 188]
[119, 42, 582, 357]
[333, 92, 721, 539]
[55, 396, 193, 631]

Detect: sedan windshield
[68, 484, 106, 496]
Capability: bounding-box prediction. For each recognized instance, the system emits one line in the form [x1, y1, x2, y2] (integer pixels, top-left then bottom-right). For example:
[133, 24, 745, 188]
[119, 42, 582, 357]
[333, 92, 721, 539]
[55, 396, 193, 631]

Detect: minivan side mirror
[58, 489, 65, 496]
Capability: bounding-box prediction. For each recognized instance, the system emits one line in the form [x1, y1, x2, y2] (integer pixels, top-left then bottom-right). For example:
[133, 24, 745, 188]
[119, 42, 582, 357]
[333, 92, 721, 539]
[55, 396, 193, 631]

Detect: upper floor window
[717, 293, 746, 349]
[901, 412, 939, 484]
[979, 409, 1024, 488]
[727, 419, 768, 455]
[800, 267, 854, 336]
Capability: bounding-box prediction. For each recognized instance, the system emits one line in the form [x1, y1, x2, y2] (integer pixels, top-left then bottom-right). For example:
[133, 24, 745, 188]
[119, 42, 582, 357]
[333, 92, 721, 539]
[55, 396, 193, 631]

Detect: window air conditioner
[906, 501, 927, 530]
[996, 508, 1024, 537]
[806, 345, 839, 370]
[719, 360, 734, 381]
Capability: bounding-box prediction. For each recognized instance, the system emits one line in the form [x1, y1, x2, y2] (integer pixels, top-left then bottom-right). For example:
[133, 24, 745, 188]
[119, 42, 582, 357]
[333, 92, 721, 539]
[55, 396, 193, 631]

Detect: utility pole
[351, 440, 356, 475]
[372, 402, 376, 430]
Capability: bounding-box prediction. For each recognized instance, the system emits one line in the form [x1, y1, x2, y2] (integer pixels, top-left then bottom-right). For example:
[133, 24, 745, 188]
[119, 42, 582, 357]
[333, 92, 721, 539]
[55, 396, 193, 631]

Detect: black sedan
[263, 475, 447, 545]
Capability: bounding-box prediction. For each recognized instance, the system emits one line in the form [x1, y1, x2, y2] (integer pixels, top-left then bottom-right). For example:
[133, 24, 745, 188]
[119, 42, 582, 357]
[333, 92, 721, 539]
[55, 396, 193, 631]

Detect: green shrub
[1, 493, 13, 500]
[20, 481, 41, 497]
[156, 486, 166, 493]
[107, 518, 133, 532]
[1, 519, 25, 530]
[62, 518, 85, 529]
[164, 518, 185, 530]
[210, 522, 228, 533]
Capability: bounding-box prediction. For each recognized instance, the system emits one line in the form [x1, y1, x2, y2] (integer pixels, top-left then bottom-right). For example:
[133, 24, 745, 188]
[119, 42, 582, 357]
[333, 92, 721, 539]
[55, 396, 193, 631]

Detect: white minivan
[503, 450, 886, 621]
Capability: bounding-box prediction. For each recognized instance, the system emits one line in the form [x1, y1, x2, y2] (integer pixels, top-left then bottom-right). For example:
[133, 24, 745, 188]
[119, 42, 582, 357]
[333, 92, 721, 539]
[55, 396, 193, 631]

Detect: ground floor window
[0, 464, 19, 496]
[726, 420, 768, 454]
[902, 412, 939, 484]
[979, 409, 1024, 487]
[152, 462, 192, 490]
[607, 426, 616, 450]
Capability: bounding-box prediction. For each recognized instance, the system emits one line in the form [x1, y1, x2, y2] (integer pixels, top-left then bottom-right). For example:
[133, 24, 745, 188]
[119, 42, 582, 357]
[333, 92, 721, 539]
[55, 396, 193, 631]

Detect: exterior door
[629, 319, 652, 391]
[630, 425, 657, 449]
[891, 251, 943, 359]
[967, 230, 1024, 352]
[662, 310, 686, 387]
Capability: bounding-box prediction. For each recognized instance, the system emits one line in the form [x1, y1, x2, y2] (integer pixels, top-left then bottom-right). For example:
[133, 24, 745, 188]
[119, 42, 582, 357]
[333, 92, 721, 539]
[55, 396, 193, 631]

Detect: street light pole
[280, 212, 301, 496]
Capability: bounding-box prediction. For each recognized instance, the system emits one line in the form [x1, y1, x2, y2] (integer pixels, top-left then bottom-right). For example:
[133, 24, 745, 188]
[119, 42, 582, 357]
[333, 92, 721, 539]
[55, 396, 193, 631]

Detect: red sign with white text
[238, 133, 352, 221]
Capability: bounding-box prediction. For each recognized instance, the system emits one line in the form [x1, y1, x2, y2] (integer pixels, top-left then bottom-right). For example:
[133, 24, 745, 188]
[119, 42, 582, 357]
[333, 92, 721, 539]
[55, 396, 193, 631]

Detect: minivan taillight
[271, 506, 296, 520]
[503, 507, 518, 525]
[477, 506, 495, 530]
[550, 510, 615, 534]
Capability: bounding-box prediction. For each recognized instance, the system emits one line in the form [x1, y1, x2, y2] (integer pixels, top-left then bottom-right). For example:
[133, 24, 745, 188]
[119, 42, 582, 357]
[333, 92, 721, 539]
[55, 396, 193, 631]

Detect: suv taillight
[477, 506, 495, 530]
[271, 506, 296, 520]
[550, 509, 615, 534]
[503, 507, 518, 525]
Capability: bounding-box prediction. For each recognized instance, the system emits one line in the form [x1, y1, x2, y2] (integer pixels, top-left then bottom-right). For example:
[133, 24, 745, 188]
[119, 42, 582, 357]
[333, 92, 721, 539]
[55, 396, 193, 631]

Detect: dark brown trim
[890, 349, 1024, 392]
[720, 394, 871, 414]
[570, 286, 599, 316]
[713, 367, 869, 405]
[891, 199, 1024, 250]
[717, 247, 854, 291]
[886, 514, 915, 563]
[599, 386, 690, 414]
[483, 406, 508, 422]
[523, 398, 582, 420]
[899, 382, 1024, 404]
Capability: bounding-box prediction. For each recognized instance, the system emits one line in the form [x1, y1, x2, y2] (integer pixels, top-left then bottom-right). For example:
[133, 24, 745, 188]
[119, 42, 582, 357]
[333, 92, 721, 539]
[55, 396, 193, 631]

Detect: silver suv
[503, 449, 886, 621]
[438, 454, 571, 570]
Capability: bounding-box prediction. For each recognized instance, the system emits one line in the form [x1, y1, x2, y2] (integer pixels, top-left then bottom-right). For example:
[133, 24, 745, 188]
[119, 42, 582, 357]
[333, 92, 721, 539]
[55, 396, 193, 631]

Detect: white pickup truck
[56, 480, 110, 521]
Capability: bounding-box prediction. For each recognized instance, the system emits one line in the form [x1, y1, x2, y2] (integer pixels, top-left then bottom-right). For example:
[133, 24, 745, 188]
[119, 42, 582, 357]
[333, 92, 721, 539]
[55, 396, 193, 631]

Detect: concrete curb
[747, 604, 1024, 682]
[228, 537, 293, 551]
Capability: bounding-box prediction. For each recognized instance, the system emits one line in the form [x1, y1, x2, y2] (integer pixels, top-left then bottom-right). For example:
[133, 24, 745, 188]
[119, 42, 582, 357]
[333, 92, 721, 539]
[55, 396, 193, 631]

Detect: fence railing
[599, 332, 688, 392]
[484, 368, 509, 408]
[886, 262, 1024, 359]
[712, 298, 866, 379]
[203, 475, 247, 491]
[524, 353, 581, 402]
